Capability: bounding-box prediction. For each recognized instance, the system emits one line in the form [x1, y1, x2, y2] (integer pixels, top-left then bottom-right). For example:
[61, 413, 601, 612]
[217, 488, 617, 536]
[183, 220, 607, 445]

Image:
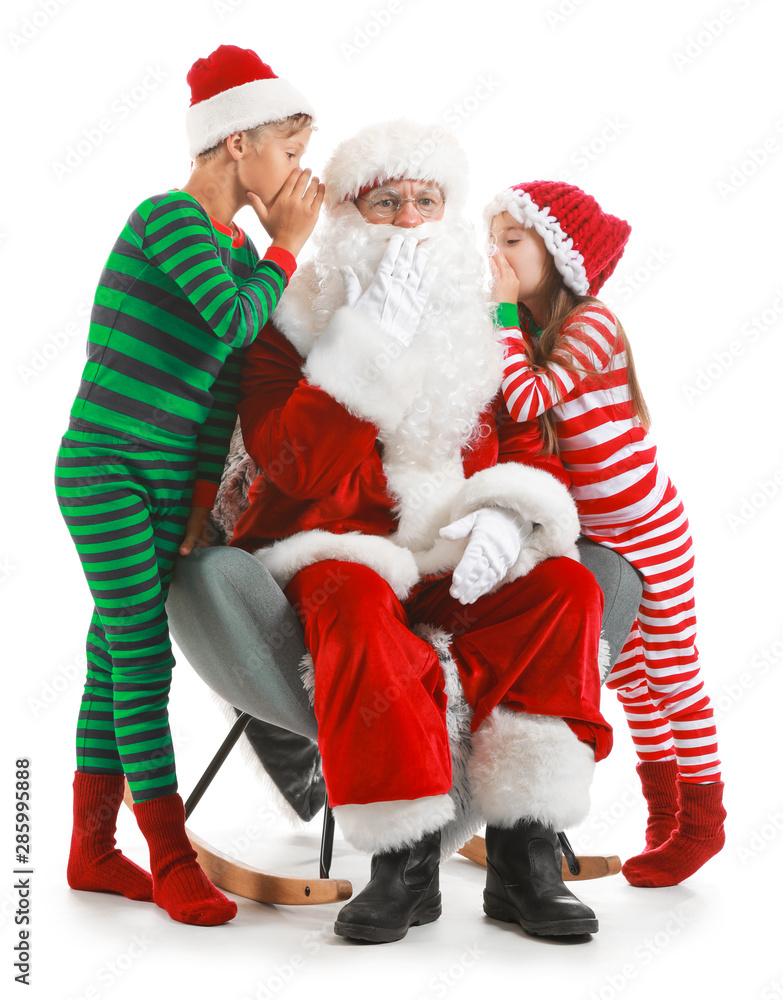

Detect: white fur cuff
[333, 793, 456, 854]
[469, 707, 596, 831]
[303, 306, 426, 435]
[253, 529, 419, 600]
[452, 462, 580, 580]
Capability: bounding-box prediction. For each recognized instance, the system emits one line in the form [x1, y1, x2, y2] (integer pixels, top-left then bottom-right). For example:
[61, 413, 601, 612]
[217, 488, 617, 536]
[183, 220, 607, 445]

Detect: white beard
[274, 203, 506, 471]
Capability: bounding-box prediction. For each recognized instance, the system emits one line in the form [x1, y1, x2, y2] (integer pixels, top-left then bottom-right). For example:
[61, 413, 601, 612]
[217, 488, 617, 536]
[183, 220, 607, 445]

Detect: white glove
[341, 234, 438, 347]
[440, 507, 533, 605]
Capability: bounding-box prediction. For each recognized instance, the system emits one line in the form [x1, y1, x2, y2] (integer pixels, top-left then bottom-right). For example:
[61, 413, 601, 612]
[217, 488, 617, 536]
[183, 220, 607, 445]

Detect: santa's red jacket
[230, 322, 612, 770]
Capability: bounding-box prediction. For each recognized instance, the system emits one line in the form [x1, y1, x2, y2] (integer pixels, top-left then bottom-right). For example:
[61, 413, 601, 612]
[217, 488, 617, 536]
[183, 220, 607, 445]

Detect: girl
[55, 45, 323, 924]
[485, 180, 725, 887]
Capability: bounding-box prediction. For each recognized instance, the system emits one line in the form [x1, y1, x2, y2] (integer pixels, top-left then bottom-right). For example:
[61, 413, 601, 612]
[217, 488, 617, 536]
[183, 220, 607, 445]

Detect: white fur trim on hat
[323, 118, 470, 212]
[186, 78, 316, 158]
[486, 188, 589, 296]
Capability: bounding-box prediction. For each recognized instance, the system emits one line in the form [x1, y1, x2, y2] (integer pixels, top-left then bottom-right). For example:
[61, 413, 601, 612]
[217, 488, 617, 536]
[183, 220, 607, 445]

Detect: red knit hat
[185, 44, 315, 159]
[485, 181, 631, 296]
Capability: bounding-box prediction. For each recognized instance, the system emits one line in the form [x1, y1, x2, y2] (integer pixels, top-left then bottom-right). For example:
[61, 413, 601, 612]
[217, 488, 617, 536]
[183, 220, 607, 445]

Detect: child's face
[490, 211, 550, 303]
[242, 126, 313, 206]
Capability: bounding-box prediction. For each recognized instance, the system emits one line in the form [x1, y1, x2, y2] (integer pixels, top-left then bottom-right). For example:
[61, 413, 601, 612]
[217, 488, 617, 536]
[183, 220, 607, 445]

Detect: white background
[3, 0, 783, 997]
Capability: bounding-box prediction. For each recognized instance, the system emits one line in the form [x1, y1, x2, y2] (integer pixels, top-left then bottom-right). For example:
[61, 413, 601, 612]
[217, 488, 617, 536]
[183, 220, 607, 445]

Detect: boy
[55, 44, 323, 926]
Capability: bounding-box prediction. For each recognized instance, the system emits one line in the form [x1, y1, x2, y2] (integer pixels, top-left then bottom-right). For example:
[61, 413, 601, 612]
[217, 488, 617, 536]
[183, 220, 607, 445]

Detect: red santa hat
[485, 181, 631, 296]
[323, 118, 470, 213]
[185, 44, 316, 159]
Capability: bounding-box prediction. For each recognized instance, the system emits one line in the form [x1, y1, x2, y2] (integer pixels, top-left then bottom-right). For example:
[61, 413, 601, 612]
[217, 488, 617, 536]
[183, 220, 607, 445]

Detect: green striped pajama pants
[55, 426, 195, 802]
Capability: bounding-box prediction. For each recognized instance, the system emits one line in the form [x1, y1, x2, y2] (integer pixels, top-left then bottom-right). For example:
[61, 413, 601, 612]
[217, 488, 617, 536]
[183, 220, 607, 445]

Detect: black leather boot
[334, 829, 441, 943]
[484, 820, 598, 936]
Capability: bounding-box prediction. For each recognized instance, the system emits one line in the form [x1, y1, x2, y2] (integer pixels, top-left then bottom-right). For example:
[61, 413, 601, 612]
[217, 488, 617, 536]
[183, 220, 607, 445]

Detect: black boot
[334, 829, 441, 943]
[484, 820, 598, 936]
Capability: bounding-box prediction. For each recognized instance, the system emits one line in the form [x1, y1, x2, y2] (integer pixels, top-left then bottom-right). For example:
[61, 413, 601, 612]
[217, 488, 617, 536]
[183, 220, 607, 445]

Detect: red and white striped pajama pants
[586, 478, 721, 784]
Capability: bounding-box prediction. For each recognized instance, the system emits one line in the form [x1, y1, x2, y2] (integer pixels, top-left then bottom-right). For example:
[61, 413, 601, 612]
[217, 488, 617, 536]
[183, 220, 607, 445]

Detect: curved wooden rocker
[457, 835, 621, 881]
[123, 712, 352, 906]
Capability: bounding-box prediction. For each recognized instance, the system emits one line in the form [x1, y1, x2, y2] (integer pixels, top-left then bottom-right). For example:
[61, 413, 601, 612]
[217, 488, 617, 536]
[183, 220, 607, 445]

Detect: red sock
[67, 771, 153, 901]
[623, 779, 726, 887]
[635, 759, 679, 853]
[134, 793, 237, 926]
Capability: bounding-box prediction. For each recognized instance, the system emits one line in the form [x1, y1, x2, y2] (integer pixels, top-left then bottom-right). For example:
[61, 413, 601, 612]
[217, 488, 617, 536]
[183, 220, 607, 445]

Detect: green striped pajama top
[66, 188, 295, 507]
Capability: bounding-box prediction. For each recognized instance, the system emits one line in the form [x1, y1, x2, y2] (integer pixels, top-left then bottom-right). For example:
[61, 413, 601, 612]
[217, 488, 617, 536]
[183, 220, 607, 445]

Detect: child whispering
[55, 45, 323, 924]
[485, 180, 725, 887]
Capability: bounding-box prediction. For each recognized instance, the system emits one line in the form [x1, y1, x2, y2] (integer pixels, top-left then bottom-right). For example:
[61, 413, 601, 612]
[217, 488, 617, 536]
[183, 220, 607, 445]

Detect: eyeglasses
[356, 187, 445, 218]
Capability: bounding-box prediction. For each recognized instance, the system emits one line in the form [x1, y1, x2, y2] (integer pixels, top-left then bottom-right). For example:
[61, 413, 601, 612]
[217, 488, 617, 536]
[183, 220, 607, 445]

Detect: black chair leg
[558, 831, 581, 876]
[184, 711, 253, 820]
[319, 803, 335, 879]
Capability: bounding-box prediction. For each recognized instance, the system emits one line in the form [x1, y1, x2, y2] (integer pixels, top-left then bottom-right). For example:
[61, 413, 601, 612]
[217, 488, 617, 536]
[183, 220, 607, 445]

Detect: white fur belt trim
[414, 462, 581, 583]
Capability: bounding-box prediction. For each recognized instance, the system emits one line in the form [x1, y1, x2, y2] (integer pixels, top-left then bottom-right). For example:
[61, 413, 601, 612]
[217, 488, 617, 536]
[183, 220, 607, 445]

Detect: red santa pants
[284, 555, 611, 808]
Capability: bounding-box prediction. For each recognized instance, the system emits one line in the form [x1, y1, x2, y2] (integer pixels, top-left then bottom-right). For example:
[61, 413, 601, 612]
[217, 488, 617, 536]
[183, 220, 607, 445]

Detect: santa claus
[230, 119, 613, 943]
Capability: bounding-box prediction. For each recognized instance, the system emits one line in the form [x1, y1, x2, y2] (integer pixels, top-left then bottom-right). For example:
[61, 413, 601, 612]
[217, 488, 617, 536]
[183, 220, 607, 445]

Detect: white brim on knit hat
[485, 188, 589, 296]
[186, 77, 316, 159]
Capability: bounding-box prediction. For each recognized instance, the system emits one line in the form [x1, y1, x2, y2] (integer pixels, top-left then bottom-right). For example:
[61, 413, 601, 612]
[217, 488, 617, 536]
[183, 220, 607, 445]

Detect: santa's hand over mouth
[341, 233, 439, 347]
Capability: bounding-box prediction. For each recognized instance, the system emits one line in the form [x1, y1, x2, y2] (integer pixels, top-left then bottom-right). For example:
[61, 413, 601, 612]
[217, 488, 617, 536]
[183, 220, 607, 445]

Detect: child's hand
[179, 506, 212, 556]
[247, 168, 325, 258]
[489, 249, 520, 305]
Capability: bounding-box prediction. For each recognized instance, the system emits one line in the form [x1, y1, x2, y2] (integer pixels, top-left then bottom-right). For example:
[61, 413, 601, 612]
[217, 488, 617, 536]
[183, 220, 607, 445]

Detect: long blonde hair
[519, 254, 651, 456]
